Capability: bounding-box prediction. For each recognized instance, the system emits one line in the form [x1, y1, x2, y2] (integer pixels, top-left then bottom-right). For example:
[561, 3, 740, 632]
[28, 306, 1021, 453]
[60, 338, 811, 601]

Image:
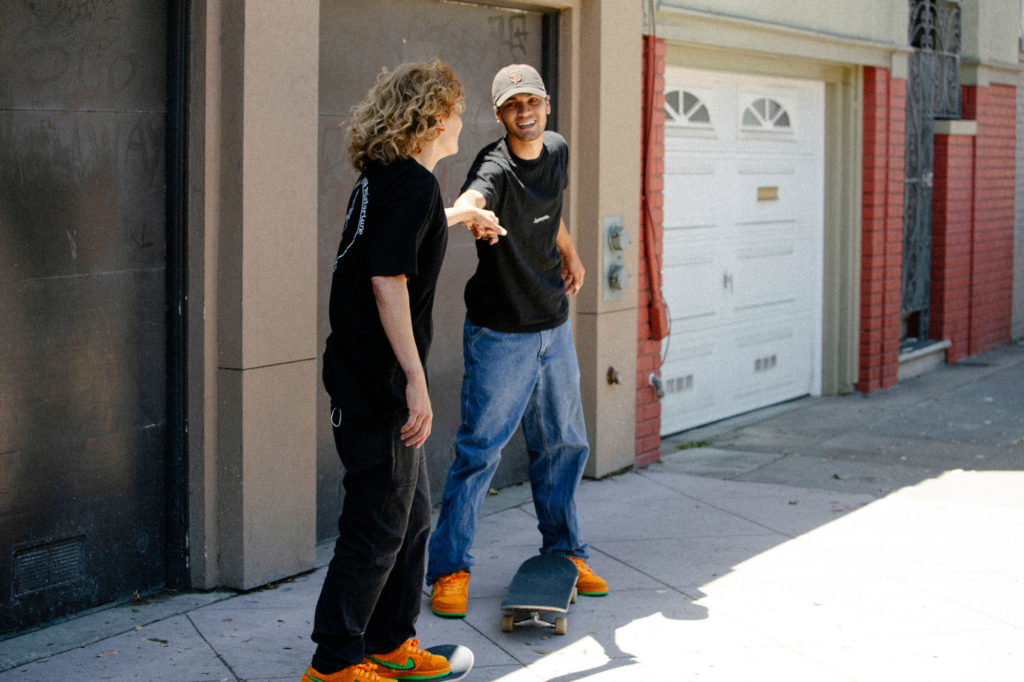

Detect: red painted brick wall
[857, 67, 905, 392]
[931, 131, 975, 362]
[635, 36, 666, 468]
[961, 85, 1016, 355]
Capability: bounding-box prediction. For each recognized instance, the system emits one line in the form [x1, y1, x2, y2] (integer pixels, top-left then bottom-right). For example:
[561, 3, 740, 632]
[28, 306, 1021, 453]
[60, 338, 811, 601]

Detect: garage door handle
[723, 272, 734, 292]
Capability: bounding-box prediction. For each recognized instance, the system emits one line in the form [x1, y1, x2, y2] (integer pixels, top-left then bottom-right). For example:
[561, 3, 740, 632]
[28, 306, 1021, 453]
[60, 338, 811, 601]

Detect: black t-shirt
[462, 131, 568, 333]
[322, 157, 448, 422]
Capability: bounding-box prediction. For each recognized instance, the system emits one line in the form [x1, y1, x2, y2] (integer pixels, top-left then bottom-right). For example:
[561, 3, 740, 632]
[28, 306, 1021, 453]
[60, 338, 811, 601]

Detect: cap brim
[494, 86, 548, 108]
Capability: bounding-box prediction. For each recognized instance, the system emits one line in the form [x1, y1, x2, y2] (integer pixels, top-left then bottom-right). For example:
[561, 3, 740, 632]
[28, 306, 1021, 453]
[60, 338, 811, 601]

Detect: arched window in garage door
[741, 97, 792, 132]
[664, 89, 712, 129]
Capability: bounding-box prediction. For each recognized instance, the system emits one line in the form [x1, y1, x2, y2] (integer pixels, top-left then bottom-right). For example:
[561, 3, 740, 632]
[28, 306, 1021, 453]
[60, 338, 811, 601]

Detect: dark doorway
[0, 0, 185, 632]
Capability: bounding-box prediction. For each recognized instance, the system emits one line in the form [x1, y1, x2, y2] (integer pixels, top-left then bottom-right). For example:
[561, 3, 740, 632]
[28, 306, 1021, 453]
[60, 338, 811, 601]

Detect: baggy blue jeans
[426, 317, 590, 584]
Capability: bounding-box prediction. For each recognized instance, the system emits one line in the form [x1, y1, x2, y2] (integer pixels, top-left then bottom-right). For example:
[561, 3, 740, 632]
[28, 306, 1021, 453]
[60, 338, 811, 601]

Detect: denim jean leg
[426, 319, 540, 583]
[311, 414, 421, 673]
[521, 320, 590, 558]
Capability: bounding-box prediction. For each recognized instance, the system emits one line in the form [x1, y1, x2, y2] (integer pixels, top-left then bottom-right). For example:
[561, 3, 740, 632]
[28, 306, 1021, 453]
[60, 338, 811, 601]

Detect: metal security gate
[903, 0, 961, 346]
[0, 1, 187, 632]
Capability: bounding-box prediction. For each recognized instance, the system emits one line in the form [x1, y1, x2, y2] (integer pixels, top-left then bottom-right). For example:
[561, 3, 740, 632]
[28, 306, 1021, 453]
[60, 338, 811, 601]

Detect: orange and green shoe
[569, 557, 609, 596]
[430, 570, 469, 618]
[300, 662, 386, 682]
[365, 638, 451, 680]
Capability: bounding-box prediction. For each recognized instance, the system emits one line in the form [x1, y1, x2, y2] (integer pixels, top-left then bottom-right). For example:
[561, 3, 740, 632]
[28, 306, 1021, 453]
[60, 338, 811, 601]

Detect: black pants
[310, 411, 431, 673]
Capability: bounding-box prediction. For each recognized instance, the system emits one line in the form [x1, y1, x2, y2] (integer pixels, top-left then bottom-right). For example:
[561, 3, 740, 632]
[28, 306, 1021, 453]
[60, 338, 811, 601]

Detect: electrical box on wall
[603, 215, 630, 301]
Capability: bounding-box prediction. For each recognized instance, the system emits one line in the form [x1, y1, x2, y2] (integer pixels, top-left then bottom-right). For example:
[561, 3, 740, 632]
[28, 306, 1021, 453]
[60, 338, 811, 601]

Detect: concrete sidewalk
[2, 343, 1022, 681]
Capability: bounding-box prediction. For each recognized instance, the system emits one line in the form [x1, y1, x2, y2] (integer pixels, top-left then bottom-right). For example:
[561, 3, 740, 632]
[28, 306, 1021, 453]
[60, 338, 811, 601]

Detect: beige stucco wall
[568, 1, 643, 477]
[657, 0, 907, 47]
[653, 0, 908, 74]
[188, 0, 318, 590]
[961, 0, 1021, 85]
[962, 0, 1020, 66]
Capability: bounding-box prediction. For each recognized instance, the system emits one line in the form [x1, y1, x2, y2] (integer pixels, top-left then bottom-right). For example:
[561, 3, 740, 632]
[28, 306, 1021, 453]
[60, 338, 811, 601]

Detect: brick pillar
[857, 67, 905, 392]
[635, 36, 666, 467]
[931, 127, 975, 362]
[961, 84, 1016, 355]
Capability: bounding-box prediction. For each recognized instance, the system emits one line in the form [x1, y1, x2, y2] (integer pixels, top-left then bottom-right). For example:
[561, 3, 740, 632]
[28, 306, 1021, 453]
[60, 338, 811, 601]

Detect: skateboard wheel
[554, 617, 567, 635]
[571, 587, 577, 604]
[501, 614, 514, 632]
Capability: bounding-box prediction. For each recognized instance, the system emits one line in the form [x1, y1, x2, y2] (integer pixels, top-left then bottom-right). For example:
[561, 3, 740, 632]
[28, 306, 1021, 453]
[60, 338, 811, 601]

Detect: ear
[494, 107, 501, 123]
[545, 96, 552, 114]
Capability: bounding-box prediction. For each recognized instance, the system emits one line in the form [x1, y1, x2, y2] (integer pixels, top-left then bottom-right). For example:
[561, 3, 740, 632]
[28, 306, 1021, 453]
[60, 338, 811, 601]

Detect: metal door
[0, 1, 175, 632]
[317, 1, 554, 538]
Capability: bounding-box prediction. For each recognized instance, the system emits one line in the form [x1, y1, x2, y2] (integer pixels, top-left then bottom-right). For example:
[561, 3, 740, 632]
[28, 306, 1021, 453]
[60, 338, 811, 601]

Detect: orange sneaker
[430, 570, 469, 618]
[300, 662, 386, 682]
[569, 557, 608, 596]
[365, 638, 451, 680]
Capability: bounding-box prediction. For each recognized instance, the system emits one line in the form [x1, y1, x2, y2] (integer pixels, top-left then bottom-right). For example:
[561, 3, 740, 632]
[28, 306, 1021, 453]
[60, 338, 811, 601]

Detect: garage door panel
[734, 165, 803, 221]
[663, 164, 721, 229]
[724, 319, 814, 406]
[731, 239, 804, 316]
[663, 230, 720, 324]
[659, 332, 720, 435]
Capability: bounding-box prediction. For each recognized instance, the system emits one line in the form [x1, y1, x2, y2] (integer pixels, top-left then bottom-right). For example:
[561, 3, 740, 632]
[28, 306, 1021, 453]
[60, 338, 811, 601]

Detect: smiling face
[495, 92, 550, 154]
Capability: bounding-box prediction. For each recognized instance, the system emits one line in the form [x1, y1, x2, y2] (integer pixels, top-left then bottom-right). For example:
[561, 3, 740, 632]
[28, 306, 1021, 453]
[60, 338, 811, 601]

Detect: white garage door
[660, 68, 824, 435]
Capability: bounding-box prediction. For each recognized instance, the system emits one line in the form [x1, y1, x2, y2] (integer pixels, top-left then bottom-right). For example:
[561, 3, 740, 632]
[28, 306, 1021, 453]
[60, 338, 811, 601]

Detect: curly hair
[348, 60, 465, 172]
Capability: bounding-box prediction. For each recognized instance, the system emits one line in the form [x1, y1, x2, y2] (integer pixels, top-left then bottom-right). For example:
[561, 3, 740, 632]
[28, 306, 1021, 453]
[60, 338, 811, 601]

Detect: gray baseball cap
[492, 64, 547, 108]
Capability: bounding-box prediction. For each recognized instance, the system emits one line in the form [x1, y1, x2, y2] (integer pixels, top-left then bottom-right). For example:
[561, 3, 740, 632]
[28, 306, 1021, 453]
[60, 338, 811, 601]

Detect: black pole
[165, 0, 190, 590]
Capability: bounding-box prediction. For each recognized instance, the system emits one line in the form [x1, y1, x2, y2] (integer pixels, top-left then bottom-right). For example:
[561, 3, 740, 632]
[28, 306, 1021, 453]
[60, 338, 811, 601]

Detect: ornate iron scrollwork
[903, 0, 961, 343]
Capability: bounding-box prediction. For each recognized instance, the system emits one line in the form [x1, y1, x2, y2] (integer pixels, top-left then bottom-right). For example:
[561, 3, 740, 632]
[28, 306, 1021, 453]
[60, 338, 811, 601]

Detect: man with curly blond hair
[303, 61, 498, 682]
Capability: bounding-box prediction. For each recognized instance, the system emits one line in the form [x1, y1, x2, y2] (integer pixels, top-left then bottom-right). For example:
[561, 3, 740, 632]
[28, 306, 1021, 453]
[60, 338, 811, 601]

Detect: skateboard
[425, 644, 473, 681]
[500, 554, 578, 635]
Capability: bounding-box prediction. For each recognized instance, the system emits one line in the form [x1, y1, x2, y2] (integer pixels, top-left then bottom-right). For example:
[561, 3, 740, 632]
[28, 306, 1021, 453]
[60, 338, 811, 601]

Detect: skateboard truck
[502, 603, 574, 635]
[500, 555, 579, 636]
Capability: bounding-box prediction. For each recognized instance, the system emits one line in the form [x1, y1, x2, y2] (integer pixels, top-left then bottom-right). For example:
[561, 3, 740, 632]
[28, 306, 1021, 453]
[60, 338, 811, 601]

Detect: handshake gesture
[446, 191, 506, 245]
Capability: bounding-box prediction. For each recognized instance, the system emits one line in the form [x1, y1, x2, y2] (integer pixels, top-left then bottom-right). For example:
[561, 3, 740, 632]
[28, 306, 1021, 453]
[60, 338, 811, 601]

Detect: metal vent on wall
[13, 537, 86, 596]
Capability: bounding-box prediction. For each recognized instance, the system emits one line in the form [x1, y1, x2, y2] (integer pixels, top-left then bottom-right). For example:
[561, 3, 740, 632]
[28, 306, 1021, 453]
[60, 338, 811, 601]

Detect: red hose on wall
[642, 34, 669, 341]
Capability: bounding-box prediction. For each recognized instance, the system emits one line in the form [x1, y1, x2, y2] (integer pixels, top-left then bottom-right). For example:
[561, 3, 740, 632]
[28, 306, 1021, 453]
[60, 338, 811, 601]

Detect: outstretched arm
[446, 190, 506, 245]
[371, 274, 432, 447]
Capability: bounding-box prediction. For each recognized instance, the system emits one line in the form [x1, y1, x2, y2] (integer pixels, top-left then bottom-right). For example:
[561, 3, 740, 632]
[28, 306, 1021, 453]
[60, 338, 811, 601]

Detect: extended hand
[466, 207, 506, 245]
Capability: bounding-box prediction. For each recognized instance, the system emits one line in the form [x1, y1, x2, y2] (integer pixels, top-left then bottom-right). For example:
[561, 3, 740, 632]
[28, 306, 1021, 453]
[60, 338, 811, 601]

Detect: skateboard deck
[500, 554, 578, 635]
[425, 644, 473, 681]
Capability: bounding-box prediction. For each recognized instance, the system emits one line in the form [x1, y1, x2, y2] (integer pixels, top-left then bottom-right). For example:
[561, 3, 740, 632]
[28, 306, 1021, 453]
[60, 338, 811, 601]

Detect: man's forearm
[556, 219, 577, 258]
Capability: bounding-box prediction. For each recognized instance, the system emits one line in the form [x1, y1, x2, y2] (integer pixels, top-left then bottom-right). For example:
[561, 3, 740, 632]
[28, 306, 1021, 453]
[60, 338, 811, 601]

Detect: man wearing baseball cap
[427, 64, 608, 618]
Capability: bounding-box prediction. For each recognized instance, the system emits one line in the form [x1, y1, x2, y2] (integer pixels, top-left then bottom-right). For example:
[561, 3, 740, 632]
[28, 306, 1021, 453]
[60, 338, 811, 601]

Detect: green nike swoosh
[367, 655, 415, 671]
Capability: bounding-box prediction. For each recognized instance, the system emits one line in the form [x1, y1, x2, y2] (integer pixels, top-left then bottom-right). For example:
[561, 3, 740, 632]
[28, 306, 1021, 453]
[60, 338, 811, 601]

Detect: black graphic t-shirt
[322, 157, 448, 422]
[462, 131, 569, 333]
